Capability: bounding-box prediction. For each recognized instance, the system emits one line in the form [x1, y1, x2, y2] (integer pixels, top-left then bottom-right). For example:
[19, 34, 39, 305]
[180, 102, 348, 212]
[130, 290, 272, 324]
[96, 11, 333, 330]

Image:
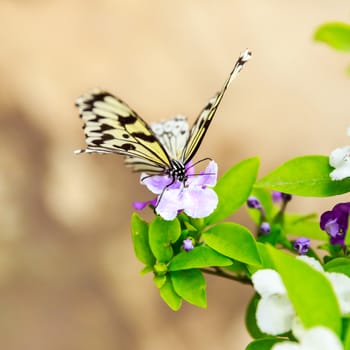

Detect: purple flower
[247, 196, 262, 209]
[320, 203, 350, 246]
[133, 198, 158, 210]
[272, 191, 283, 203]
[182, 238, 194, 252]
[141, 161, 218, 221]
[281, 193, 292, 202]
[260, 222, 271, 235]
[294, 237, 310, 255]
[272, 191, 292, 203]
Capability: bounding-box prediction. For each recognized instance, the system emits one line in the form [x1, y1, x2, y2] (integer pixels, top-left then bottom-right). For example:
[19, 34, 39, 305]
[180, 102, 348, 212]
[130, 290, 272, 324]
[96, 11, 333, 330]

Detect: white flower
[251, 269, 295, 335]
[329, 129, 350, 181]
[252, 256, 350, 336]
[272, 326, 343, 350]
[325, 272, 350, 314]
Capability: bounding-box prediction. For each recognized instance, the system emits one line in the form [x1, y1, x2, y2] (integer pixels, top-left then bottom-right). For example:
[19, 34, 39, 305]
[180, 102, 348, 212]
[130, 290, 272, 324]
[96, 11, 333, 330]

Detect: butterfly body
[76, 50, 251, 186]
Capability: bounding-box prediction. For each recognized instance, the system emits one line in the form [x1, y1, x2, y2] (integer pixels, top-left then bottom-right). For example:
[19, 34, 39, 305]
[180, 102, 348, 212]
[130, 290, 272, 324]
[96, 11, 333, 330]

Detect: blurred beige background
[1, 1, 350, 349]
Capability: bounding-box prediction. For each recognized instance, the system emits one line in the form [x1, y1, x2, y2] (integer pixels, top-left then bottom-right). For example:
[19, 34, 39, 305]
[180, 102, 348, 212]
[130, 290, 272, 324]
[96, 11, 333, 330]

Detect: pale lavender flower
[182, 238, 194, 251]
[141, 161, 218, 221]
[259, 222, 271, 235]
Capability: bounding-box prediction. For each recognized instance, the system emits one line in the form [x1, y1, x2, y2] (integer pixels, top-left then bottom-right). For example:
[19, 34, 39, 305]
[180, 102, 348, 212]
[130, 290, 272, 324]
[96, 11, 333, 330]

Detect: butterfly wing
[150, 115, 190, 159]
[181, 49, 252, 164]
[124, 115, 189, 172]
[75, 89, 172, 174]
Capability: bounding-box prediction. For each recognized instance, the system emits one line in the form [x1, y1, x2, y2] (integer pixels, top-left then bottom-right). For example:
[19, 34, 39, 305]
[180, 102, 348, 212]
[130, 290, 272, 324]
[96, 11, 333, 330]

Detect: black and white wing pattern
[180, 49, 252, 164]
[75, 49, 251, 177]
[75, 90, 173, 174]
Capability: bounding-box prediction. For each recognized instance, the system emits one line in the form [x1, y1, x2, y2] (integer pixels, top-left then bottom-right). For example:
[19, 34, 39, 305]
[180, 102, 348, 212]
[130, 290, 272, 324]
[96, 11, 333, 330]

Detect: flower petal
[301, 326, 343, 350]
[330, 165, 350, 181]
[256, 294, 295, 335]
[155, 189, 183, 220]
[325, 272, 350, 314]
[272, 326, 343, 350]
[296, 256, 324, 272]
[187, 160, 218, 187]
[141, 174, 180, 194]
[133, 198, 157, 210]
[329, 146, 350, 168]
[329, 146, 350, 180]
[182, 187, 218, 218]
[272, 342, 300, 350]
[252, 269, 286, 297]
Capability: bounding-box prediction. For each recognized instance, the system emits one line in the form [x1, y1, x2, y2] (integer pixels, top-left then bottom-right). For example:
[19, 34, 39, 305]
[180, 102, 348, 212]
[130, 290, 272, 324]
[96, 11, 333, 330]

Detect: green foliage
[203, 223, 261, 265]
[245, 338, 285, 350]
[130, 158, 266, 310]
[314, 22, 350, 51]
[170, 269, 207, 308]
[168, 246, 232, 271]
[205, 157, 259, 224]
[256, 155, 350, 196]
[159, 278, 182, 311]
[245, 293, 266, 339]
[131, 213, 155, 266]
[324, 258, 350, 277]
[284, 213, 326, 240]
[266, 246, 342, 335]
[149, 216, 181, 262]
[344, 318, 350, 350]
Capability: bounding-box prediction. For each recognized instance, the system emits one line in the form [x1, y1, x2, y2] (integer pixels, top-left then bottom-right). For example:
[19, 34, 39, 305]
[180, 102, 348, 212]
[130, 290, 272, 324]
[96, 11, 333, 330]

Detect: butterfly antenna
[186, 157, 212, 171]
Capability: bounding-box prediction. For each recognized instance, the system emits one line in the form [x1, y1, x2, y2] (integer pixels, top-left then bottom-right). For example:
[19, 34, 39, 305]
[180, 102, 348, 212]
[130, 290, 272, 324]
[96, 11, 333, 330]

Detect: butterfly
[75, 49, 251, 185]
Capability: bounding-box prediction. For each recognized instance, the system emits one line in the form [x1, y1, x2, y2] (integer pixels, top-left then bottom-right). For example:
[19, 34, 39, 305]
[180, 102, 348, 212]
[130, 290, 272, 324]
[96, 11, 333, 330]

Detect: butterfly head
[168, 159, 188, 183]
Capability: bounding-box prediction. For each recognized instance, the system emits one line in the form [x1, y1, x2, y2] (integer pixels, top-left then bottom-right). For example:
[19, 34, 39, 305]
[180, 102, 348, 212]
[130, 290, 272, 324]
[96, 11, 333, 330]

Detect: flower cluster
[252, 255, 349, 349]
[134, 161, 218, 220]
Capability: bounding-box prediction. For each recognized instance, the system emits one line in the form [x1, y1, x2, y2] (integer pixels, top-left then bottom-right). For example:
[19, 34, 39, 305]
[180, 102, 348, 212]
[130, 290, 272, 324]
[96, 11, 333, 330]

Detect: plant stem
[201, 267, 252, 285]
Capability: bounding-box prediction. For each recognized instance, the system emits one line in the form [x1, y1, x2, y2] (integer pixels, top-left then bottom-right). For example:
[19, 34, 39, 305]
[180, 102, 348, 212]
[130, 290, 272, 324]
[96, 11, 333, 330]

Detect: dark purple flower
[294, 237, 310, 255]
[182, 238, 194, 252]
[281, 193, 292, 202]
[260, 222, 271, 235]
[247, 196, 262, 209]
[320, 203, 350, 246]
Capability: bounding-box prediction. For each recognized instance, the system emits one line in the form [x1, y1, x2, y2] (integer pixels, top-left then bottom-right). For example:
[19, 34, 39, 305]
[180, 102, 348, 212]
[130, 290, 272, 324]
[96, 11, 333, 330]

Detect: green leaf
[267, 246, 342, 335]
[153, 275, 167, 288]
[170, 269, 206, 308]
[245, 338, 285, 350]
[344, 318, 350, 350]
[206, 157, 260, 224]
[223, 260, 248, 274]
[314, 22, 350, 51]
[284, 213, 327, 240]
[247, 243, 274, 275]
[324, 258, 350, 277]
[159, 277, 182, 311]
[131, 213, 155, 266]
[256, 155, 350, 196]
[203, 223, 261, 265]
[140, 266, 153, 275]
[149, 216, 181, 263]
[246, 293, 266, 339]
[168, 246, 232, 271]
